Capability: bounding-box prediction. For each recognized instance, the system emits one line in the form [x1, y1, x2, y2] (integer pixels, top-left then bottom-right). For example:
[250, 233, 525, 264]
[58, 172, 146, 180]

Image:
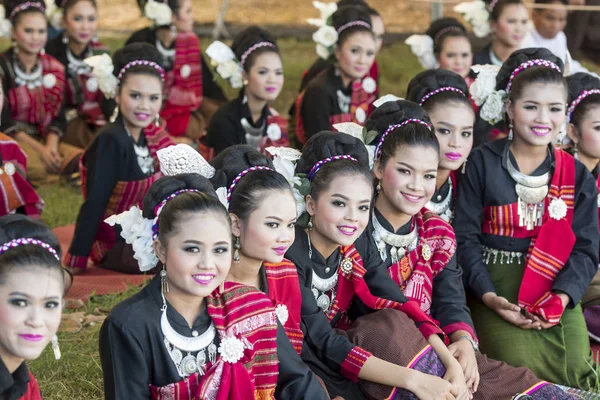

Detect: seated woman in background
[0, 215, 67, 400]
[292, 4, 378, 147]
[206, 27, 289, 156]
[64, 43, 173, 272]
[45, 0, 113, 149]
[0, 0, 82, 186]
[127, 0, 227, 146]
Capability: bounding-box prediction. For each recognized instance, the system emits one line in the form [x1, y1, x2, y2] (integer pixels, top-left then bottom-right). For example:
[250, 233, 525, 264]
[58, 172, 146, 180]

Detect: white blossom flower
[316, 43, 331, 60]
[275, 304, 289, 325]
[362, 77, 377, 94]
[373, 94, 402, 108]
[548, 198, 567, 220]
[366, 145, 376, 170]
[405, 35, 437, 69]
[229, 74, 243, 89]
[313, 1, 337, 21]
[307, 18, 325, 27]
[293, 187, 306, 218]
[479, 89, 506, 125]
[0, 16, 11, 38]
[218, 336, 246, 364]
[469, 64, 500, 106]
[85, 54, 118, 98]
[355, 107, 366, 123]
[42, 74, 56, 89]
[144, 0, 172, 26]
[206, 41, 236, 64]
[313, 25, 338, 48]
[216, 60, 239, 80]
[215, 187, 229, 209]
[45, 0, 62, 29]
[266, 123, 282, 141]
[454, 1, 490, 38]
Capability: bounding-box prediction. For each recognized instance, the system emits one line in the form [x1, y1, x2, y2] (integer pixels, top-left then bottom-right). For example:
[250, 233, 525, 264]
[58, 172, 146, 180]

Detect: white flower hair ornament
[45, 0, 63, 30]
[158, 144, 215, 178]
[469, 64, 505, 125]
[333, 122, 377, 170]
[266, 147, 308, 221]
[373, 94, 403, 108]
[307, 1, 338, 59]
[405, 35, 437, 70]
[84, 54, 118, 99]
[453, 0, 491, 38]
[144, 0, 172, 27]
[206, 41, 244, 89]
[0, 6, 11, 37]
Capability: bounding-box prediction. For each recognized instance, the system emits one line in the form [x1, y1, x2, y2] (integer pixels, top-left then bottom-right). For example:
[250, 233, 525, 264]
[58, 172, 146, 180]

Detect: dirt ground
[96, 0, 459, 35]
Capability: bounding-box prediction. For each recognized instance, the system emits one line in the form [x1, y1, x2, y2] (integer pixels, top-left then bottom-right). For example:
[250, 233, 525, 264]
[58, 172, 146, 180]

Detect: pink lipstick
[402, 192, 424, 204]
[273, 246, 287, 255]
[19, 334, 43, 342]
[445, 152, 462, 161]
[135, 112, 150, 121]
[192, 273, 215, 285]
[338, 225, 358, 236]
[266, 86, 278, 93]
[531, 126, 551, 137]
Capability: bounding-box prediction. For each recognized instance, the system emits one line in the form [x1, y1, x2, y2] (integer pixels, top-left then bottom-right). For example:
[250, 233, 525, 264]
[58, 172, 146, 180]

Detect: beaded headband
[505, 59, 562, 93]
[432, 26, 464, 44]
[227, 166, 274, 203]
[9, 2, 45, 21]
[487, 0, 500, 13]
[0, 238, 59, 261]
[567, 89, 600, 123]
[152, 189, 200, 240]
[240, 42, 277, 69]
[307, 155, 359, 181]
[336, 20, 371, 35]
[117, 60, 165, 86]
[374, 119, 433, 161]
[419, 86, 466, 106]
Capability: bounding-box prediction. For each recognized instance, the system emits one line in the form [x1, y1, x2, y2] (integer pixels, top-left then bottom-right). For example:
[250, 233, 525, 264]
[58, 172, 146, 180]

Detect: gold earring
[243, 78, 249, 86]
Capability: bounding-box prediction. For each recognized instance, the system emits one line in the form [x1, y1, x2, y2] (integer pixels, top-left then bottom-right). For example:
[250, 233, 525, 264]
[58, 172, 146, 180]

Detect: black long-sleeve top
[126, 28, 226, 102]
[454, 138, 599, 306]
[100, 276, 329, 400]
[0, 358, 35, 400]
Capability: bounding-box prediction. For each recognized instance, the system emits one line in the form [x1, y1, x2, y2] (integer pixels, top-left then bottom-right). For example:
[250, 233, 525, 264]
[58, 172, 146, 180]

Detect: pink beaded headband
[505, 59, 562, 93]
[117, 60, 165, 86]
[308, 155, 359, 181]
[336, 20, 371, 35]
[9, 2, 45, 20]
[433, 26, 464, 44]
[152, 189, 200, 240]
[0, 238, 59, 261]
[227, 166, 274, 203]
[487, 0, 500, 13]
[240, 42, 277, 69]
[374, 119, 433, 161]
[567, 89, 600, 122]
[419, 87, 466, 106]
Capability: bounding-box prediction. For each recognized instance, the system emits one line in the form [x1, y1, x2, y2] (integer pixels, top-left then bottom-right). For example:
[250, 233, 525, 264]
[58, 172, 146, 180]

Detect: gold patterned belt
[482, 246, 524, 265]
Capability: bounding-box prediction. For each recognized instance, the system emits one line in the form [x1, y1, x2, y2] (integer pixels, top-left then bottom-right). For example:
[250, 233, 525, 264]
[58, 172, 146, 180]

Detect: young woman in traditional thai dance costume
[45, 0, 113, 149]
[349, 97, 580, 399]
[206, 27, 288, 156]
[127, 0, 227, 145]
[0, 0, 82, 185]
[100, 173, 331, 399]
[562, 72, 600, 344]
[291, 5, 378, 146]
[0, 215, 68, 400]
[406, 69, 474, 223]
[65, 43, 173, 272]
[454, 48, 600, 390]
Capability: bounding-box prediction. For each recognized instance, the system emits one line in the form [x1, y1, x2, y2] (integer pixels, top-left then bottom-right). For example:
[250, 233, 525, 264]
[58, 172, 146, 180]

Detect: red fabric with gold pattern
[6, 54, 65, 137]
[161, 32, 203, 137]
[150, 282, 278, 400]
[263, 258, 303, 355]
[482, 148, 576, 324]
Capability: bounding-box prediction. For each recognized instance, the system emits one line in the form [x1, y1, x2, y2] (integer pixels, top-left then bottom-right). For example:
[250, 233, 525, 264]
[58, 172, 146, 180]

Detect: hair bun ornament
[45, 0, 63, 29]
[206, 41, 244, 88]
[144, 0, 172, 26]
[0, 6, 12, 37]
[333, 122, 376, 169]
[453, 0, 490, 38]
[373, 94, 403, 108]
[405, 35, 437, 70]
[307, 1, 339, 59]
[84, 54, 118, 98]
[158, 144, 216, 179]
[105, 207, 157, 272]
[265, 146, 308, 218]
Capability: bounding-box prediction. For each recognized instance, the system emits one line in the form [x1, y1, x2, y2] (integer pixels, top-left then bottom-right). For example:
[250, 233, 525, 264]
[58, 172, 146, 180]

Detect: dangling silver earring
[62, 33, 68, 44]
[52, 334, 61, 360]
[508, 121, 514, 141]
[110, 106, 119, 123]
[376, 182, 381, 192]
[155, 114, 160, 127]
[92, 34, 98, 43]
[40, 47, 45, 56]
[233, 236, 241, 263]
[12, 40, 18, 54]
[307, 216, 314, 230]
[243, 78, 249, 86]
[170, 25, 177, 39]
[462, 158, 467, 174]
[160, 265, 169, 293]
[573, 142, 579, 159]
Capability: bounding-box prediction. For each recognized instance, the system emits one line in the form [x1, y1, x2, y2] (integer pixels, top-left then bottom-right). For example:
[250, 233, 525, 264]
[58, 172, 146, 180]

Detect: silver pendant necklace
[66, 47, 92, 76]
[14, 60, 42, 89]
[124, 124, 154, 175]
[426, 177, 453, 222]
[372, 212, 419, 264]
[156, 39, 175, 69]
[241, 117, 266, 151]
[506, 150, 550, 230]
[160, 294, 218, 378]
[306, 230, 338, 312]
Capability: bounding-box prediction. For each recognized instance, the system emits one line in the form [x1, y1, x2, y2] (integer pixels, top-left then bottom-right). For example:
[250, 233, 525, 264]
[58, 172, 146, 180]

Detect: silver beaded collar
[372, 212, 419, 264]
[306, 230, 339, 312]
[156, 39, 175, 69]
[66, 47, 92, 76]
[426, 177, 453, 222]
[14, 61, 42, 89]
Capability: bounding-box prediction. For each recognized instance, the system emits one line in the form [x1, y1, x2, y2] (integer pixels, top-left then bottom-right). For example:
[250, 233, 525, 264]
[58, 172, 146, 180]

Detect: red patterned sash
[150, 282, 278, 400]
[6, 54, 65, 136]
[263, 259, 303, 355]
[482, 148, 576, 323]
[161, 32, 203, 137]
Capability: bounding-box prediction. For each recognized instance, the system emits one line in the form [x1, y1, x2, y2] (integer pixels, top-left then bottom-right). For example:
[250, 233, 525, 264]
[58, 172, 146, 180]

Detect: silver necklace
[14, 60, 42, 89]
[426, 178, 453, 223]
[160, 294, 218, 378]
[66, 47, 91, 76]
[156, 39, 175, 69]
[306, 230, 338, 312]
[336, 90, 351, 114]
[372, 213, 419, 264]
[124, 124, 154, 175]
[506, 151, 550, 230]
[241, 117, 266, 150]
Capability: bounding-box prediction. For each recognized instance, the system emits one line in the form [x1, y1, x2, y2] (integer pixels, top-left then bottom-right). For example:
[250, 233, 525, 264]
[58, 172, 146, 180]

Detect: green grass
[28, 35, 600, 399]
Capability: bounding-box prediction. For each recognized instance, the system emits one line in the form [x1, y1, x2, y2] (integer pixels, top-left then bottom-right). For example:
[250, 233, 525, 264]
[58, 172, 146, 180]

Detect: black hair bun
[296, 131, 369, 174]
[406, 69, 468, 104]
[230, 26, 278, 61]
[567, 72, 600, 104]
[0, 214, 61, 258]
[209, 145, 274, 188]
[5, 0, 45, 19]
[331, 4, 372, 31]
[365, 99, 430, 140]
[142, 174, 217, 219]
[496, 48, 564, 90]
[426, 17, 467, 41]
[112, 43, 164, 78]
